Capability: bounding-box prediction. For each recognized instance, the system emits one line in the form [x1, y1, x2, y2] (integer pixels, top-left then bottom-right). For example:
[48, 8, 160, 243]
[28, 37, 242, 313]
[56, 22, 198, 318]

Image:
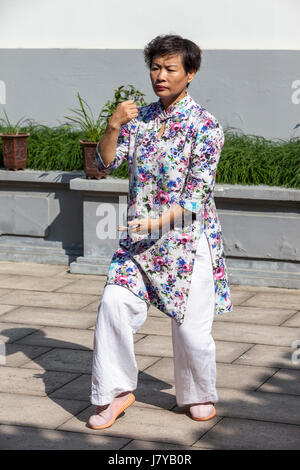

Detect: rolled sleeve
[177, 122, 225, 214]
[95, 123, 130, 172]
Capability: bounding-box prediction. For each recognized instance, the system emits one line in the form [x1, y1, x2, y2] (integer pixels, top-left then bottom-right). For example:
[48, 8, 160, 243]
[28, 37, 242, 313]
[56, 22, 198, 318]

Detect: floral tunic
[95, 92, 233, 324]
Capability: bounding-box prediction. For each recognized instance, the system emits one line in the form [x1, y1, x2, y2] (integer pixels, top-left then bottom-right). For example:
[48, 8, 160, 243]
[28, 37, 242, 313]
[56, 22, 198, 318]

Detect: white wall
[0, 0, 299, 49]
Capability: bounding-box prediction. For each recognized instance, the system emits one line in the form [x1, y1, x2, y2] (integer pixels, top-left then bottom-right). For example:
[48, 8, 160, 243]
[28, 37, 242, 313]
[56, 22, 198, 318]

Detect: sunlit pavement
[0, 260, 299, 450]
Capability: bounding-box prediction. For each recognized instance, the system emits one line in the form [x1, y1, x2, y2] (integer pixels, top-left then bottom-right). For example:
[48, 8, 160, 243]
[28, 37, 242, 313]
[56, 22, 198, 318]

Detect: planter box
[213, 184, 300, 288]
[0, 168, 299, 288]
[69, 177, 129, 275]
[0, 169, 84, 264]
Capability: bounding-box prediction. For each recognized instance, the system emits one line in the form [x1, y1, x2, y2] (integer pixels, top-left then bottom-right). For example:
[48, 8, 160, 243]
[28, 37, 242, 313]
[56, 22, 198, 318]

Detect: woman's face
[150, 53, 195, 102]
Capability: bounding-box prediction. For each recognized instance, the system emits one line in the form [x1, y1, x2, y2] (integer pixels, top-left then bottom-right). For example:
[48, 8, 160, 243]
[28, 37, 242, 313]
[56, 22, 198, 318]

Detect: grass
[0, 122, 85, 172]
[0, 124, 299, 188]
[217, 130, 300, 188]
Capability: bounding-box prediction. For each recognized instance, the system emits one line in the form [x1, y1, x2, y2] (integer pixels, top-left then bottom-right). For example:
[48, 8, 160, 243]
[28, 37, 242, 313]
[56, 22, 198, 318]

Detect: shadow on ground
[1, 319, 300, 450]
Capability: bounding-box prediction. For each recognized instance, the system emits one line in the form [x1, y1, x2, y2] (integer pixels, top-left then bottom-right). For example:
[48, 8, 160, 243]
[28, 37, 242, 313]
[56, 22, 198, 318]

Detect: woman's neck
[161, 89, 187, 111]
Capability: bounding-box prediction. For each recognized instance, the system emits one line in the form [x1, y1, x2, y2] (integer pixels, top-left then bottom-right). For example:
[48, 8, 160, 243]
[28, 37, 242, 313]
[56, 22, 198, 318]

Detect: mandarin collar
[156, 91, 195, 121]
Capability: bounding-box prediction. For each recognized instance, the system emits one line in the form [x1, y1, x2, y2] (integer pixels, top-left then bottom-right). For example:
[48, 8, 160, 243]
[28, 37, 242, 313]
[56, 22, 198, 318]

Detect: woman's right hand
[109, 100, 139, 129]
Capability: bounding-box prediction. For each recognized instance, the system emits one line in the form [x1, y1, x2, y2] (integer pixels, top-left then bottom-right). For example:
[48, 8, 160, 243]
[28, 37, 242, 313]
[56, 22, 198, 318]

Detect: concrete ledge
[70, 177, 300, 201]
[1, 170, 296, 200]
[0, 169, 84, 265]
[0, 169, 84, 185]
[214, 183, 300, 201]
[69, 256, 112, 275]
[70, 176, 129, 193]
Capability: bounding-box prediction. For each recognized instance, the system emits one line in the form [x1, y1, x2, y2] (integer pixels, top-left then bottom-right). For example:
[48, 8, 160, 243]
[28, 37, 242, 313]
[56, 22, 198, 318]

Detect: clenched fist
[109, 100, 139, 129]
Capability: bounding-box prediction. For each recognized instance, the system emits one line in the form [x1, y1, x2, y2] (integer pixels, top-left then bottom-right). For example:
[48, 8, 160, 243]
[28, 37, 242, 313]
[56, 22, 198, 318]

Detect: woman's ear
[187, 69, 196, 85]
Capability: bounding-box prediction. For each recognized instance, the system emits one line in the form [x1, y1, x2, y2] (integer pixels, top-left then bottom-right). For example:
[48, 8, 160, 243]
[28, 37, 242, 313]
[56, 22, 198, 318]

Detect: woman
[88, 34, 233, 430]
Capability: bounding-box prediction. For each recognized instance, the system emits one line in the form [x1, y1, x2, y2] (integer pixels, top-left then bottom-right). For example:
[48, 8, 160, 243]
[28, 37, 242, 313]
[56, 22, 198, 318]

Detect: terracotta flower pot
[0, 132, 30, 170]
[80, 140, 107, 180]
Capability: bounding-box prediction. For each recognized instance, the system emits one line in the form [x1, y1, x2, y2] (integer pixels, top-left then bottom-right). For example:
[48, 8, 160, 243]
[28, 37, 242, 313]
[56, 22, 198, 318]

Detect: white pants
[90, 231, 218, 407]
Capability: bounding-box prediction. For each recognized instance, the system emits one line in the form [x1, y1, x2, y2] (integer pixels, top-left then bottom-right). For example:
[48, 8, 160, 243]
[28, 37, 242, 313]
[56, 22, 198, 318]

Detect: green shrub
[0, 121, 85, 171]
[218, 131, 300, 188]
[64, 85, 148, 142]
[0, 108, 30, 134]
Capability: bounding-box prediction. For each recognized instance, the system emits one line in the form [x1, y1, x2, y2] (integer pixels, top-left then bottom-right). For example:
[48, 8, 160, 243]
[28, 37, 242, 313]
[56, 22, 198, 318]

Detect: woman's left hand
[118, 217, 159, 235]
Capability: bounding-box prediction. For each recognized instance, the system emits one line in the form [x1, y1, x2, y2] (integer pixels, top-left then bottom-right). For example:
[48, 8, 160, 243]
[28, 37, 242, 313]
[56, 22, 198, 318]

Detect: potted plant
[64, 86, 147, 179]
[0, 109, 31, 170]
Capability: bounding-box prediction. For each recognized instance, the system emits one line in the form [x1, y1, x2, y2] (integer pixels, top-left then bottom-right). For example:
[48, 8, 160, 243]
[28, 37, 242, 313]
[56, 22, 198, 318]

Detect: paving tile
[0, 365, 80, 396]
[0, 392, 89, 429]
[242, 293, 300, 310]
[22, 348, 93, 374]
[0, 290, 99, 310]
[215, 340, 254, 363]
[139, 358, 277, 390]
[56, 272, 107, 282]
[0, 274, 73, 292]
[0, 322, 41, 344]
[58, 403, 221, 446]
[0, 261, 67, 277]
[214, 306, 297, 326]
[212, 322, 300, 347]
[231, 291, 256, 305]
[1, 343, 52, 367]
[136, 355, 161, 371]
[17, 327, 144, 350]
[216, 363, 277, 390]
[51, 356, 166, 406]
[0, 305, 18, 316]
[122, 439, 204, 450]
[234, 344, 300, 369]
[0, 306, 97, 329]
[195, 388, 300, 425]
[55, 279, 106, 295]
[139, 358, 174, 384]
[258, 369, 300, 395]
[80, 300, 102, 312]
[230, 285, 300, 295]
[0, 424, 130, 450]
[50, 371, 177, 410]
[134, 335, 173, 357]
[193, 417, 300, 450]
[0, 288, 12, 297]
[139, 316, 171, 336]
[281, 311, 300, 327]
[148, 306, 166, 318]
[134, 377, 177, 410]
[15, 326, 94, 350]
[49, 374, 92, 401]
[133, 334, 147, 344]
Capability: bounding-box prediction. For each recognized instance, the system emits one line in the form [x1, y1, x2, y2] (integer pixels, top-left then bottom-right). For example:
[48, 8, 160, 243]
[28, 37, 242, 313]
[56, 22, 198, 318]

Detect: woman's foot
[88, 391, 135, 430]
[189, 401, 216, 421]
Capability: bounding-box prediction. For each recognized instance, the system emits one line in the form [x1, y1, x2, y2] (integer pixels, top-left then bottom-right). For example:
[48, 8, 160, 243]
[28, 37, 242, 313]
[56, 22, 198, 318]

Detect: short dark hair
[144, 34, 202, 75]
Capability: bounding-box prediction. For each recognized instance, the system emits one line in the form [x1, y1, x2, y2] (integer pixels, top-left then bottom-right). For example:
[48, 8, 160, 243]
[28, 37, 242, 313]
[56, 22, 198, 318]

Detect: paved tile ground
[0, 260, 299, 450]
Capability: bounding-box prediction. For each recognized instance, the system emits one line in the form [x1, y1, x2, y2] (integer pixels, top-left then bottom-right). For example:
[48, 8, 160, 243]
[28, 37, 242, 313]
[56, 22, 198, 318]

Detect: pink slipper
[88, 392, 135, 430]
[189, 402, 216, 421]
